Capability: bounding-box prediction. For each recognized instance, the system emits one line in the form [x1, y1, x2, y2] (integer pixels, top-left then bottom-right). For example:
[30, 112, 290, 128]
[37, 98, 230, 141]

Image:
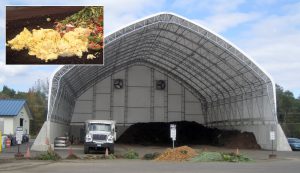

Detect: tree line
[276, 85, 300, 123]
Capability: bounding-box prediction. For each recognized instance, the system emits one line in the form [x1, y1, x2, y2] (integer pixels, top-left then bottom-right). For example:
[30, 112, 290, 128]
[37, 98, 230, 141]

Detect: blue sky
[0, 0, 300, 97]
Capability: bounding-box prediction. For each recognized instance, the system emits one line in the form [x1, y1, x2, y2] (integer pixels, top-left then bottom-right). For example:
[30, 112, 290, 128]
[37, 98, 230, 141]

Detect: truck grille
[93, 134, 107, 141]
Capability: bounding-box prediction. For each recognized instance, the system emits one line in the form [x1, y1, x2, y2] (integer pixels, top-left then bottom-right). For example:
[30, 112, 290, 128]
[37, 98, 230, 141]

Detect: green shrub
[123, 149, 139, 159]
[221, 152, 252, 162]
[143, 152, 160, 160]
[36, 150, 61, 161]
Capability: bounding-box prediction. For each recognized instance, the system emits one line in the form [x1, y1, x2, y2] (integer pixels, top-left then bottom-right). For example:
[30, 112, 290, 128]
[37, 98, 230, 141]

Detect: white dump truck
[84, 120, 116, 154]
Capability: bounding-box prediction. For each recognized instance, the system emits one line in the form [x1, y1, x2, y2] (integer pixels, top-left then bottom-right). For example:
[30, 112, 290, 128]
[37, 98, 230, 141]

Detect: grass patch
[191, 151, 252, 162]
[191, 152, 223, 162]
[123, 149, 139, 159]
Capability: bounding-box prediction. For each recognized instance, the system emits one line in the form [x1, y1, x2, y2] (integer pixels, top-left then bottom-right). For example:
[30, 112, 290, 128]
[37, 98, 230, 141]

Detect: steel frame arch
[47, 13, 277, 126]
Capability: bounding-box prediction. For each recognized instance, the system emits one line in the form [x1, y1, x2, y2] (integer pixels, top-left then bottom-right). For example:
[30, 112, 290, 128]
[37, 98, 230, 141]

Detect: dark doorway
[20, 118, 24, 127]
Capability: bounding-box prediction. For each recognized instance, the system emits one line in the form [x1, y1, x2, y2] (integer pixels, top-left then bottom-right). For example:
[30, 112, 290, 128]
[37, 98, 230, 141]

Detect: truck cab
[84, 120, 116, 154]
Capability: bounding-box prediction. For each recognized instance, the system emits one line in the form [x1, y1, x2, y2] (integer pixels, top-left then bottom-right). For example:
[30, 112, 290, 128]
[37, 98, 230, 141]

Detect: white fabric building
[32, 13, 291, 151]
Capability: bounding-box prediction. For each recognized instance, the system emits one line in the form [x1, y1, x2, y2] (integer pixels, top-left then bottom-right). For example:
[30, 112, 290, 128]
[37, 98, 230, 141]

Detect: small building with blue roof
[0, 99, 32, 135]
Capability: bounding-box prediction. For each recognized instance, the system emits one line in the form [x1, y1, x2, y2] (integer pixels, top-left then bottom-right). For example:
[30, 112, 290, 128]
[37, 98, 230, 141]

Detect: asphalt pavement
[1, 159, 300, 173]
[1, 141, 300, 173]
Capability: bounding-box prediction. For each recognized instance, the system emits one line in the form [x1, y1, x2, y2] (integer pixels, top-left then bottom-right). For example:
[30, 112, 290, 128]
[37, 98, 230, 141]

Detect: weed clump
[35, 149, 61, 161]
[123, 149, 139, 159]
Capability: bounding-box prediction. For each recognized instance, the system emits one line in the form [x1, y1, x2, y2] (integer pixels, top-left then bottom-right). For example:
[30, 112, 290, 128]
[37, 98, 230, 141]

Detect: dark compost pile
[117, 121, 261, 149]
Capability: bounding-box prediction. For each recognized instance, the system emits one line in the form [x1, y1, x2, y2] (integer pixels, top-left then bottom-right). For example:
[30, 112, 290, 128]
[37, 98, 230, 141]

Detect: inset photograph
[6, 6, 104, 65]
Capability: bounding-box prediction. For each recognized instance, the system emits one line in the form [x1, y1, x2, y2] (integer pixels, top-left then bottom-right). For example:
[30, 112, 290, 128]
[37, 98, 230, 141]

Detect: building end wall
[276, 124, 292, 151]
[31, 121, 48, 151]
[32, 121, 70, 151]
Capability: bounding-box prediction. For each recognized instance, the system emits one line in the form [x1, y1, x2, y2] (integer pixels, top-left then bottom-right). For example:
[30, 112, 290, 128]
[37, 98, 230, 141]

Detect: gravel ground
[1, 142, 300, 173]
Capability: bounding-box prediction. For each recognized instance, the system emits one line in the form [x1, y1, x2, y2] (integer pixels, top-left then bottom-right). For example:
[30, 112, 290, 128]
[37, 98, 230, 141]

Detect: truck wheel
[84, 146, 89, 154]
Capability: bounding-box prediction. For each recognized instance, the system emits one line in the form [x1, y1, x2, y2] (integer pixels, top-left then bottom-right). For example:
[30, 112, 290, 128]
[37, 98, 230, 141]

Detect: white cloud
[172, 0, 259, 33]
[0, 59, 30, 87]
[0, 75, 4, 84]
[0, 66, 53, 91]
[194, 12, 260, 33]
[282, 1, 300, 14]
[102, 0, 165, 32]
[209, 0, 245, 13]
[172, 0, 245, 14]
[172, 0, 300, 93]
[252, 0, 277, 6]
[0, 16, 3, 29]
[235, 3, 300, 91]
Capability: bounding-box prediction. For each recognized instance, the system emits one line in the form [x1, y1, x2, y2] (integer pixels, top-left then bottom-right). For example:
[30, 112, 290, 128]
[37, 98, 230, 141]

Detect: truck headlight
[107, 135, 113, 142]
[85, 134, 92, 142]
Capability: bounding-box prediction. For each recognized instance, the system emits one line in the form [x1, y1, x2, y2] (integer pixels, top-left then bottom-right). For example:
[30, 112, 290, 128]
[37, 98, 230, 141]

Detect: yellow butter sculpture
[7, 27, 91, 62]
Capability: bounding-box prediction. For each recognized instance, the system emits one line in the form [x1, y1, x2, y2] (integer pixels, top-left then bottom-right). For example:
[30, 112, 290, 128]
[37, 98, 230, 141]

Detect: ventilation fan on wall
[113, 79, 123, 89]
[156, 80, 166, 90]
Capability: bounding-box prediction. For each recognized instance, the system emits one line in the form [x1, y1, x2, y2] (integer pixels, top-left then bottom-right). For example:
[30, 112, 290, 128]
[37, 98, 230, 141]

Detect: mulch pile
[155, 146, 198, 161]
[117, 121, 260, 149]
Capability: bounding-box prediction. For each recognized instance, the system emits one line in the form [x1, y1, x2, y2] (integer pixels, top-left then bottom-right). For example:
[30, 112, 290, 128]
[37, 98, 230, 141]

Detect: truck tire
[84, 146, 89, 154]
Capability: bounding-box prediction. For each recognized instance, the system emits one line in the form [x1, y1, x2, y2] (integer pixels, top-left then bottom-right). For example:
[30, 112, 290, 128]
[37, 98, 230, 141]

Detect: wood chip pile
[155, 146, 198, 161]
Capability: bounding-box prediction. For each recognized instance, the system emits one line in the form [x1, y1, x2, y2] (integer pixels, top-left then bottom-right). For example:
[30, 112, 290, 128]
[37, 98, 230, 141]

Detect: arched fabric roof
[47, 13, 277, 126]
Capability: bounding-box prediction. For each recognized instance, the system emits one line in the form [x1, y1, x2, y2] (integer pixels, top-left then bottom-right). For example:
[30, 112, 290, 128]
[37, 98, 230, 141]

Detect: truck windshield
[89, 123, 111, 131]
